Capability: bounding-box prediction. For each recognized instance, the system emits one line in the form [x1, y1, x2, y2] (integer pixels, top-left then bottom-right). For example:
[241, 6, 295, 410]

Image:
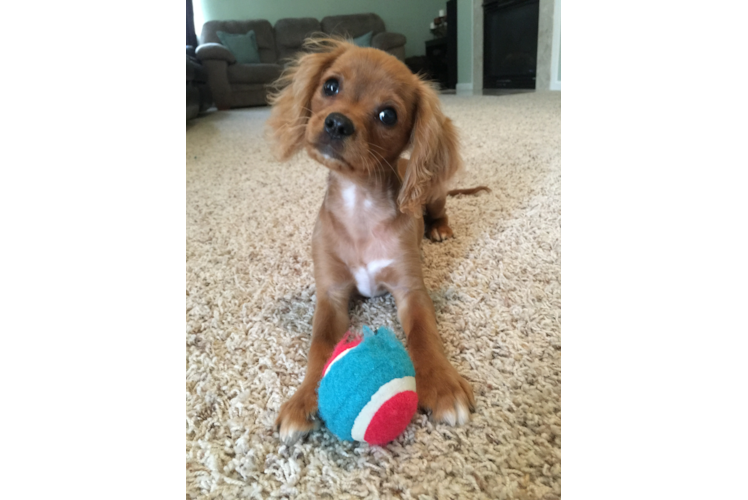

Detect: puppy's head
[267, 38, 461, 215]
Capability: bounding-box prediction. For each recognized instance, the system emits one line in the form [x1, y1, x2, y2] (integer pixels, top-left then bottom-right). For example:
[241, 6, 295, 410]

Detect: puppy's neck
[327, 168, 399, 201]
[324, 170, 400, 224]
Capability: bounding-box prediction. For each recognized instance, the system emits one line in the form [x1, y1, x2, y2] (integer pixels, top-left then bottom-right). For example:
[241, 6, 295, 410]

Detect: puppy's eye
[378, 108, 397, 126]
[323, 78, 339, 96]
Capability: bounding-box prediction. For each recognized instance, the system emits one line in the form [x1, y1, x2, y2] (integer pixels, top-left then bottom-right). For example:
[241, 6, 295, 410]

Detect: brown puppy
[267, 39, 477, 444]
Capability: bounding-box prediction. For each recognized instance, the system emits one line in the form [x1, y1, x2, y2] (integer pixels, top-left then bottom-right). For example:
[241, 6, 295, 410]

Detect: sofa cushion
[201, 20, 277, 63]
[352, 31, 373, 47]
[371, 32, 407, 52]
[216, 30, 261, 64]
[274, 17, 321, 63]
[227, 63, 283, 85]
[321, 13, 386, 39]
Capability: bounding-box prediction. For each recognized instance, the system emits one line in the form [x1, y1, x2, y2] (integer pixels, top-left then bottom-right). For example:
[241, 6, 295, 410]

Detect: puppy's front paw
[275, 384, 320, 445]
[416, 360, 475, 426]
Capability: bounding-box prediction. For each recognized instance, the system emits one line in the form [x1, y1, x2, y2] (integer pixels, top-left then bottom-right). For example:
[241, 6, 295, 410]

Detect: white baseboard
[456, 83, 474, 92]
[551, 81, 577, 92]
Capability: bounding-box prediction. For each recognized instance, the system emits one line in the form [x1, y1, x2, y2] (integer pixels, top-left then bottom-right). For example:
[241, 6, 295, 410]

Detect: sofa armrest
[196, 43, 236, 64]
[371, 32, 406, 52]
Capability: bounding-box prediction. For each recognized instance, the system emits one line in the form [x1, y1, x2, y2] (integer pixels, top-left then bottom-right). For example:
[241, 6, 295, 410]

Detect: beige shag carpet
[186, 91, 561, 499]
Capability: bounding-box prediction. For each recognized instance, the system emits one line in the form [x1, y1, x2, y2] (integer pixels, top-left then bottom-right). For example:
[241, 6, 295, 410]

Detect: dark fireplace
[483, 0, 539, 89]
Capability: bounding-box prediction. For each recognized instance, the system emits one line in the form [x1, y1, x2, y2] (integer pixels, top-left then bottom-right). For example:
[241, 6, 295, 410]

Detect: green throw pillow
[216, 30, 261, 64]
[351, 31, 373, 48]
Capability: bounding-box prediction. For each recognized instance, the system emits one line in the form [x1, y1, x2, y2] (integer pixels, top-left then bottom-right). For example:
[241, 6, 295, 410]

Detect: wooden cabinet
[424, 0, 457, 89]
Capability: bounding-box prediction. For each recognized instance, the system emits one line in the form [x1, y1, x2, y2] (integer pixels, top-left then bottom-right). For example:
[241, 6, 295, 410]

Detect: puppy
[267, 39, 481, 444]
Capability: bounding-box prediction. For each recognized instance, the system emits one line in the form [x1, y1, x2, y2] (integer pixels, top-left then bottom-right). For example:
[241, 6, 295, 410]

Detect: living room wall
[457, 0, 473, 87]
[195, 0, 448, 59]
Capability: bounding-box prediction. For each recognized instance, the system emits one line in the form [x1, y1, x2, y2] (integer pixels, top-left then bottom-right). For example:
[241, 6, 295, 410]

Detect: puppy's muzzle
[324, 113, 355, 140]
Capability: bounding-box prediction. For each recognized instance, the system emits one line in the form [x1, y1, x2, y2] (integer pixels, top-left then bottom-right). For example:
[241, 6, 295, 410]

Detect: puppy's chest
[350, 258, 393, 297]
[346, 229, 398, 299]
[330, 184, 400, 297]
[347, 233, 397, 297]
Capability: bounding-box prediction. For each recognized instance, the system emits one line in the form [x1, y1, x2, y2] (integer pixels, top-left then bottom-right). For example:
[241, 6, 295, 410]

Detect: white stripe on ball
[322, 345, 358, 378]
[350, 376, 416, 441]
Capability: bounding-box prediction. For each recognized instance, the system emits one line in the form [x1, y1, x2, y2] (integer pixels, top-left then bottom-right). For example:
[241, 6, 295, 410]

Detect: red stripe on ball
[363, 390, 418, 446]
[321, 332, 363, 376]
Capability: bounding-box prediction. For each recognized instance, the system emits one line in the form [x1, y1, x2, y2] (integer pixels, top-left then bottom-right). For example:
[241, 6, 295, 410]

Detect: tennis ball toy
[317, 326, 418, 446]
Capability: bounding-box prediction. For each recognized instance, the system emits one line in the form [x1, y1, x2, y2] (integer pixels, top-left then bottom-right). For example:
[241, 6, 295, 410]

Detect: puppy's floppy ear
[267, 38, 349, 161]
[397, 79, 462, 215]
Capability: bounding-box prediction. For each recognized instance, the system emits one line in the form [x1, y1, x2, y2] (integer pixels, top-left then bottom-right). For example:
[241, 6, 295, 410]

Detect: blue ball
[317, 326, 418, 445]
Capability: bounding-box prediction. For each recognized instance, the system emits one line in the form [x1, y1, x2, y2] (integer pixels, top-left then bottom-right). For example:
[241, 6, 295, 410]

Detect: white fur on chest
[340, 182, 376, 213]
[341, 184, 357, 210]
[353, 259, 393, 297]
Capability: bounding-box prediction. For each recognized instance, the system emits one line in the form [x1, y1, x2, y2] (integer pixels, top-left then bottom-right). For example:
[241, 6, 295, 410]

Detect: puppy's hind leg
[424, 195, 453, 242]
[425, 186, 492, 242]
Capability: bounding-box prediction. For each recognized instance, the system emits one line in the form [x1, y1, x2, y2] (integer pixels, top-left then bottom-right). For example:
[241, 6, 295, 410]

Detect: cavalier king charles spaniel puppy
[267, 39, 486, 444]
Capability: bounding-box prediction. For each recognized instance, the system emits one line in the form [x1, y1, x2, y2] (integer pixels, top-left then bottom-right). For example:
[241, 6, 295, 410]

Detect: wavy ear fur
[398, 80, 462, 215]
[266, 38, 350, 161]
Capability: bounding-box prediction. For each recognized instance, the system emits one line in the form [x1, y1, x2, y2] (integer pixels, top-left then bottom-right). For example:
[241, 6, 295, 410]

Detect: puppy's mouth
[308, 139, 354, 171]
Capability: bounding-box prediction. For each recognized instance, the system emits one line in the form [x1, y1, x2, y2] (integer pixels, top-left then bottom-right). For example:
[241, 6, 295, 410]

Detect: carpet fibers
[186, 92, 561, 499]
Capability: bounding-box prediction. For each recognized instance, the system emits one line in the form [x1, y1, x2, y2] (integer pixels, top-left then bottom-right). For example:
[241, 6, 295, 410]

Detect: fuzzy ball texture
[318, 326, 418, 446]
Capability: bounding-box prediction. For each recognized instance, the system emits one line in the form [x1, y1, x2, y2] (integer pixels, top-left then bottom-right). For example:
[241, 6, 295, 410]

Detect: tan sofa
[196, 13, 407, 109]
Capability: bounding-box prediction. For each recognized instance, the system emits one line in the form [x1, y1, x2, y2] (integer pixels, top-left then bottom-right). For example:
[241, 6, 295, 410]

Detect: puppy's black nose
[324, 112, 355, 139]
